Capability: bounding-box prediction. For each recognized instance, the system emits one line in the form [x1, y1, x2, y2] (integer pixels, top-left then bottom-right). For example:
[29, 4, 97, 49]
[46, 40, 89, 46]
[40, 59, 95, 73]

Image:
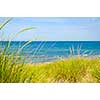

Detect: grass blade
[0, 18, 13, 30]
[17, 27, 36, 34]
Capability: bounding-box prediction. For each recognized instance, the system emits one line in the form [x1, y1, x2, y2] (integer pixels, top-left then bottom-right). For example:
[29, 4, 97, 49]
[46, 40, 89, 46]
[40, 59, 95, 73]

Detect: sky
[0, 17, 100, 41]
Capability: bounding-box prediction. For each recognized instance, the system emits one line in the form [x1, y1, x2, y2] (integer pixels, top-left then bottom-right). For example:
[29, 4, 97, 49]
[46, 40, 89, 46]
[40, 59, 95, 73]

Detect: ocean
[0, 41, 100, 63]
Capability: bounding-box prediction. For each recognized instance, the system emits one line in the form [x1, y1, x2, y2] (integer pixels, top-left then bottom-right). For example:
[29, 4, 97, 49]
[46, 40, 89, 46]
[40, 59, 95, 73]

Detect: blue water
[0, 41, 100, 63]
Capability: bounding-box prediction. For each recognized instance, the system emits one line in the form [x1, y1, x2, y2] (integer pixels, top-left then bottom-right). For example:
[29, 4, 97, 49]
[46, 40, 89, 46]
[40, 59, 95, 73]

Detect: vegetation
[0, 55, 100, 83]
[0, 18, 100, 83]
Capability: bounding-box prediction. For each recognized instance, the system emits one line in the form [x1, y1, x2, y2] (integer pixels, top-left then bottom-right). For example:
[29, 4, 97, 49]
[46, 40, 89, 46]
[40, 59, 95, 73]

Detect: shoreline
[26, 56, 100, 65]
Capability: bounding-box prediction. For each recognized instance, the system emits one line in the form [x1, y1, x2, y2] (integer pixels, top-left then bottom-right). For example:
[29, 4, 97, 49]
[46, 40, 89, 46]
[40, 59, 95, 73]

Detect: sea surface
[0, 41, 100, 63]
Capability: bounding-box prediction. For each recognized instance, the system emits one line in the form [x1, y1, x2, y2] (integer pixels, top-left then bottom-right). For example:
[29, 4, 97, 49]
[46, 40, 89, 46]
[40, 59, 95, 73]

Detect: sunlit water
[0, 41, 100, 63]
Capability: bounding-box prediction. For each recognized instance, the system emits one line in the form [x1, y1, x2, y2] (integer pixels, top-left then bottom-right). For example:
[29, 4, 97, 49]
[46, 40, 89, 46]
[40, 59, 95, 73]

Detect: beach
[0, 18, 100, 83]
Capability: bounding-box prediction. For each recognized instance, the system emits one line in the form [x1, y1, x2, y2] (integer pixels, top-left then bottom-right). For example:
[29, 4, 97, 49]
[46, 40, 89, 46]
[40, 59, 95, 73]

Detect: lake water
[0, 41, 100, 63]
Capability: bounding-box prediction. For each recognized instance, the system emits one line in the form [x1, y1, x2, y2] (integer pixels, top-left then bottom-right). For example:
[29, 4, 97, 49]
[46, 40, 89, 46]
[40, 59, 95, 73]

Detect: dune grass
[0, 55, 100, 83]
[0, 18, 100, 83]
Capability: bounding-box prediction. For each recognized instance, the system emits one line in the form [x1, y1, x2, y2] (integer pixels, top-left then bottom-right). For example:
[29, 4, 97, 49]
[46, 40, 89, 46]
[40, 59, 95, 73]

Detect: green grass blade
[17, 27, 36, 34]
[0, 18, 13, 30]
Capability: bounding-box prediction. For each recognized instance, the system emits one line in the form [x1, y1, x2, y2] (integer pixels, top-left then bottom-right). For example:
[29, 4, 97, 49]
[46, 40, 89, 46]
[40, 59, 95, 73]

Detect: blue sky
[0, 17, 100, 41]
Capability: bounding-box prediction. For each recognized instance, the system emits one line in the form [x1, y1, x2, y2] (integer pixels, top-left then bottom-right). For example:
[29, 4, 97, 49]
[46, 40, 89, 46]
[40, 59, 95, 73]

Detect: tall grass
[0, 18, 100, 83]
[0, 18, 35, 83]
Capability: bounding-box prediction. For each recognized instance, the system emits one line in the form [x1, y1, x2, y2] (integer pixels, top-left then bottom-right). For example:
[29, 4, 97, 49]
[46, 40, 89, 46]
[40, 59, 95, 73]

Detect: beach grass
[0, 53, 100, 83]
[0, 18, 100, 83]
